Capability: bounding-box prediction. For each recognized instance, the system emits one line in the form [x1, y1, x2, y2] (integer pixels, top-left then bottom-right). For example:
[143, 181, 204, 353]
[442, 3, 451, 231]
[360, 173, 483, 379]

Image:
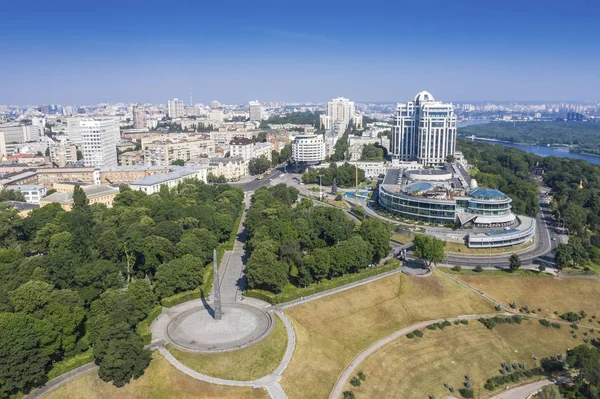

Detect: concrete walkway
[489, 379, 552, 399]
[24, 363, 98, 399]
[328, 313, 509, 399]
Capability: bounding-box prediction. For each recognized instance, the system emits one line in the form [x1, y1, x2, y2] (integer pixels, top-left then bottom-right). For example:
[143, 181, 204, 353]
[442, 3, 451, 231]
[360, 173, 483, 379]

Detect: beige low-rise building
[142, 134, 215, 166]
[206, 157, 248, 181]
[40, 184, 119, 211]
[36, 165, 172, 187]
[130, 166, 208, 194]
[119, 151, 143, 166]
[49, 144, 78, 167]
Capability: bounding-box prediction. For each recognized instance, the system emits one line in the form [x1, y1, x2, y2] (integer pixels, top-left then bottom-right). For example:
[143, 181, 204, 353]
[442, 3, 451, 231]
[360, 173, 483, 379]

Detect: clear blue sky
[1, 0, 599, 105]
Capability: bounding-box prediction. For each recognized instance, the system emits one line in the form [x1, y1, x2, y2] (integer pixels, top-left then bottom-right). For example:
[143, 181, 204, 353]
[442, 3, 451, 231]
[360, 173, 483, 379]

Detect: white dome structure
[414, 91, 435, 103]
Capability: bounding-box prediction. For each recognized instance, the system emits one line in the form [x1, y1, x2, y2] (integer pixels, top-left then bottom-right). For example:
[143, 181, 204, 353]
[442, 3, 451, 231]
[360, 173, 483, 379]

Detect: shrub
[350, 377, 361, 387]
[509, 301, 517, 309]
[406, 332, 415, 339]
[539, 319, 551, 327]
[474, 265, 484, 273]
[442, 320, 452, 328]
[413, 329, 423, 338]
[358, 371, 366, 381]
[560, 312, 581, 322]
[459, 319, 469, 325]
[571, 323, 579, 330]
[459, 388, 474, 398]
[538, 264, 546, 272]
[427, 324, 438, 330]
[335, 194, 343, 201]
[452, 265, 462, 272]
[495, 304, 502, 311]
[479, 318, 497, 329]
[343, 391, 355, 399]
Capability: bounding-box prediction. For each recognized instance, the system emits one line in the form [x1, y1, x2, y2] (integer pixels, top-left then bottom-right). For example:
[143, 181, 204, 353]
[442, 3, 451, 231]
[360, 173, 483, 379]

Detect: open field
[445, 240, 532, 254]
[44, 353, 267, 399]
[167, 317, 287, 380]
[458, 275, 600, 319]
[346, 320, 588, 398]
[280, 272, 496, 399]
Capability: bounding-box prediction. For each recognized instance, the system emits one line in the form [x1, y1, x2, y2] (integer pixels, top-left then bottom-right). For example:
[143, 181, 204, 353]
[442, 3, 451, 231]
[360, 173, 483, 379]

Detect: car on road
[552, 236, 557, 241]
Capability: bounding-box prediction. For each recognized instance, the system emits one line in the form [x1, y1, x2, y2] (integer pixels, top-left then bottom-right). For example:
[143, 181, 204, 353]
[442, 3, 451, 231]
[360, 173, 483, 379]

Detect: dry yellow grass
[391, 232, 413, 244]
[458, 275, 600, 318]
[346, 320, 588, 399]
[44, 352, 267, 399]
[281, 272, 496, 399]
[167, 316, 288, 380]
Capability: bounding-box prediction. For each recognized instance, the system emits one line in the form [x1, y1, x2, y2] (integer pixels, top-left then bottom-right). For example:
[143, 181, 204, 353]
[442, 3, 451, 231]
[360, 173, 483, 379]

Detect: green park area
[166, 316, 288, 381]
[45, 353, 268, 399]
[345, 319, 588, 398]
[280, 272, 496, 398]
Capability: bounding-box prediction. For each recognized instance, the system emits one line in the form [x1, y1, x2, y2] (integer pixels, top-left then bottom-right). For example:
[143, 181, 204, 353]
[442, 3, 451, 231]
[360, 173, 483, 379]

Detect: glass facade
[379, 187, 456, 224]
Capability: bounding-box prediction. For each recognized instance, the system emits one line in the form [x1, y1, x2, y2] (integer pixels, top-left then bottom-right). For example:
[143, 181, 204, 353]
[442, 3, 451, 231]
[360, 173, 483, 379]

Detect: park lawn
[346, 319, 588, 399]
[167, 316, 287, 381]
[445, 268, 551, 278]
[445, 240, 532, 254]
[44, 352, 267, 399]
[458, 275, 600, 319]
[391, 232, 413, 244]
[280, 272, 496, 399]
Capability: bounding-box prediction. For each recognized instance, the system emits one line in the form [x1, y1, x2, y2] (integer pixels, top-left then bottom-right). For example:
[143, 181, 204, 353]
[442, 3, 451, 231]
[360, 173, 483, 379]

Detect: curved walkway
[328, 313, 507, 399]
[158, 309, 296, 399]
[489, 379, 552, 399]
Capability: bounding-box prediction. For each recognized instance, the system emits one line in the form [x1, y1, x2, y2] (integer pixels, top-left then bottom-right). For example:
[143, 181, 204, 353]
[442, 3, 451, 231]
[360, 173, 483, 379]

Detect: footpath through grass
[45, 352, 268, 399]
[347, 319, 588, 398]
[167, 316, 288, 381]
[280, 271, 496, 399]
[457, 274, 600, 319]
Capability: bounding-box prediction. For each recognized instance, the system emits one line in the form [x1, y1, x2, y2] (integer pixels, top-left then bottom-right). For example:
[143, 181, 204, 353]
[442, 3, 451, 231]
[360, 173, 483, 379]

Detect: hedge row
[136, 305, 164, 345]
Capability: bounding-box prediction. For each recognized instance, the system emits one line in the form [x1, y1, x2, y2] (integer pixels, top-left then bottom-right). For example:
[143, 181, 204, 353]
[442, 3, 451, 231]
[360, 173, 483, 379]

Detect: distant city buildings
[168, 98, 185, 118]
[391, 91, 456, 166]
[249, 101, 263, 121]
[73, 118, 119, 167]
[229, 137, 254, 161]
[49, 143, 78, 167]
[292, 134, 326, 164]
[141, 134, 215, 166]
[132, 105, 147, 129]
[320, 97, 355, 130]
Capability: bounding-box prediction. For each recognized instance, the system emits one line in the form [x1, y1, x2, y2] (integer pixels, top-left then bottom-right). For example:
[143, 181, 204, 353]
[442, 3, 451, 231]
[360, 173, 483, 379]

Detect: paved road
[489, 379, 552, 399]
[328, 313, 509, 399]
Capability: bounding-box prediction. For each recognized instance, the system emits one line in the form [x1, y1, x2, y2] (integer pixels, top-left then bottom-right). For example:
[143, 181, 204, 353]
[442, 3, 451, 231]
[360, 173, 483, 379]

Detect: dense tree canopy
[0, 179, 243, 395]
[302, 162, 366, 188]
[245, 184, 391, 293]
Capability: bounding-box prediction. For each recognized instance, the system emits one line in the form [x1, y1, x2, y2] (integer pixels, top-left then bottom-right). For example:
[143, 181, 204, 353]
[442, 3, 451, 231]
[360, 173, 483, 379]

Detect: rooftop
[469, 187, 507, 200]
[42, 185, 119, 204]
[130, 167, 205, 186]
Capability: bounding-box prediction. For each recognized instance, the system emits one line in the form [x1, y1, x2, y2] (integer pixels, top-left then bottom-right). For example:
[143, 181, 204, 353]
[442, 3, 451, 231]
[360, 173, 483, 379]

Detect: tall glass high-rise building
[391, 91, 456, 166]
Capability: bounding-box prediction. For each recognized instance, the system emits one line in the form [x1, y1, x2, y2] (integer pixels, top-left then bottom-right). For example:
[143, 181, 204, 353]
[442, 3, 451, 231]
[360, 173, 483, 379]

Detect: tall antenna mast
[189, 91, 193, 106]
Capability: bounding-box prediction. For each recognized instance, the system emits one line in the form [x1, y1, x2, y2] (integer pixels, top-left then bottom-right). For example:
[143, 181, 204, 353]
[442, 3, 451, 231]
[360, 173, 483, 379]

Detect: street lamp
[318, 174, 323, 201]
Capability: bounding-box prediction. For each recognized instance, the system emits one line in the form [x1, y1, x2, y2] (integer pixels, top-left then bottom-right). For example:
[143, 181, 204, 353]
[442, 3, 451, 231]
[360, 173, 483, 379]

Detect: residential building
[253, 142, 274, 161]
[40, 185, 119, 210]
[77, 118, 119, 167]
[207, 157, 247, 181]
[35, 165, 172, 187]
[141, 134, 215, 166]
[249, 101, 263, 121]
[209, 109, 224, 125]
[210, 131, 254, 148]
[0, 132, 6, 159]
[132, 105, 147, 129]
[49, 144, 78, 167]
[229, 137, 253, 161]
[292, 134, 326, 164]
[4, 201, 39, 217]
[0, 124, 44, 143]
[119, 151, 143, 166]
[391, 91, 457, 166]
[320, 97, 355, 130]
[167, 98, 184, 118]
[266, 132, 290, 152]
[130, 166, 208, 194]
[5, 184, 47, 204]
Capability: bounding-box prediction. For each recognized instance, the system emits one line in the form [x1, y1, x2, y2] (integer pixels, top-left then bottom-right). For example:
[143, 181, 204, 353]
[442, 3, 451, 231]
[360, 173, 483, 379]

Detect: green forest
[244, 185, 392, 293]
[0, 180, 243, 397]
[302, 162, 366, 187]
[259, 111, 322, 128]
[461, 122, 600, 154]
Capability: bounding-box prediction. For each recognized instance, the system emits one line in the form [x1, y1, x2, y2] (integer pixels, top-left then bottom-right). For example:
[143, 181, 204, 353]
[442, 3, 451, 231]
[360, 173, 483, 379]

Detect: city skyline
[2, 0, 599, 105]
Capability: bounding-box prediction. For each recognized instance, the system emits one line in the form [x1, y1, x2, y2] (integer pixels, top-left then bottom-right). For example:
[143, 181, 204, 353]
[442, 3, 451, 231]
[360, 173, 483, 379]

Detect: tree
[446, 155, 456, 163]
[359, 218, 392, 262]
[413, 234, 446, 268]
[552, 244, 573, 270]
[537, 385, 563, 399]
[330, 236, 374, 276]
[154, 255, 205, 298]
[508, 254, 521, 272]
[249, 155, 271, 175]
[360, 144, 384, 161]
[0, 313, 56, 397]
[271, 150, 280, 167]
[75, 260, 123, 304]
[246, 247, 288, 293]
[171, 159, 185, 166]
[0, 187, 25, 202]
[126, 279, 155, 321]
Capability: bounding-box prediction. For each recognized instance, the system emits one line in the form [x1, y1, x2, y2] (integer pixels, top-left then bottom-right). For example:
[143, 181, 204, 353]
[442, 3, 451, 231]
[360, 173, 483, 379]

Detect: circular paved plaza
[165, 302, 274, 352]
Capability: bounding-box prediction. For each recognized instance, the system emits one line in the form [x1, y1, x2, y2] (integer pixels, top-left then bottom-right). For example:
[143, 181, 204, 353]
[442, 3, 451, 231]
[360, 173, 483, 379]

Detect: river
[470, 139, 600, 165]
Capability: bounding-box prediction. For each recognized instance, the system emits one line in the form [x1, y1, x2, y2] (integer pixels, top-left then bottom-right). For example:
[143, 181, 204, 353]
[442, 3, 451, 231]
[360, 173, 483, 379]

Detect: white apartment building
[73, 118, 119, 167]
[142, 134, 215, 166]
[229, 137, 254, 161]
[168, 98, 185, 118]
[0, 132, 6, 158]
[0, 124, 44, 143]
[49, 144, 78, 167]
[132, 105, 147, 129]
[6, 184, 47, 204]
[391, 91, 457, 166]
[320, 97, 355, 130]
[253, 142, 274, 161]
[292, 134, 326, 164]
[209, 109, 224, 125]
[249, 101, 263, 121]
[130, 167, 208, 195]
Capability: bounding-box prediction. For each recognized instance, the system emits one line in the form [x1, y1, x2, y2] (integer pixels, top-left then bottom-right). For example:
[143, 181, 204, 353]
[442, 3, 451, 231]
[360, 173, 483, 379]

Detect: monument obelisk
[212, 249, 222, 320]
